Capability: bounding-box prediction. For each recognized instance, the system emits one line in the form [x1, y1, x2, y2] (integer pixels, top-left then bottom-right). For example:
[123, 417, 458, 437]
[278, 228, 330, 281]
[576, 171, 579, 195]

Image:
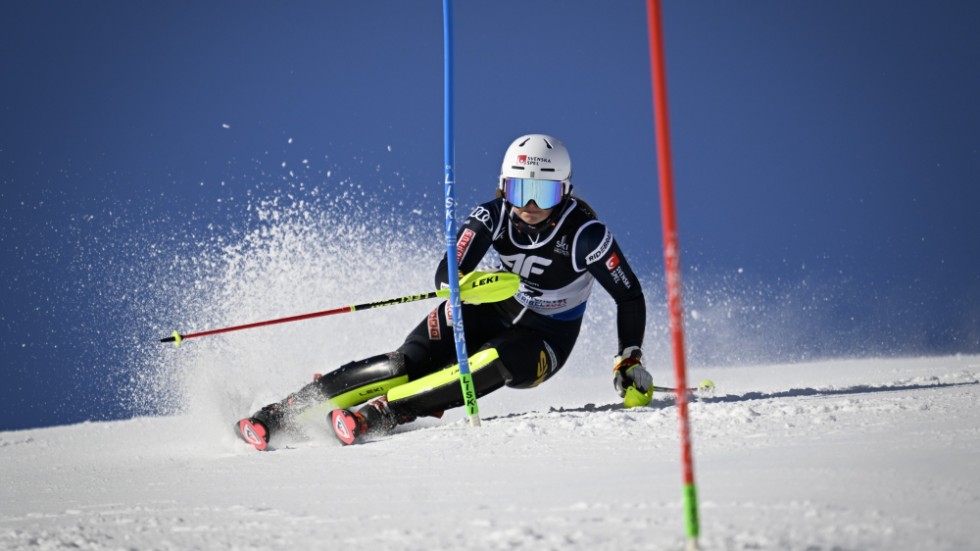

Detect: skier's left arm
[433, 201, 501, 289]
[576, 222, 652, 401]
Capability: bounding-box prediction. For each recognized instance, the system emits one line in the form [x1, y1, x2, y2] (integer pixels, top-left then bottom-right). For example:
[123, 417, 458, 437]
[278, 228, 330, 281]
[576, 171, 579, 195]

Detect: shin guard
[386, 348, 506, 418]
[317, 352, 410, 409]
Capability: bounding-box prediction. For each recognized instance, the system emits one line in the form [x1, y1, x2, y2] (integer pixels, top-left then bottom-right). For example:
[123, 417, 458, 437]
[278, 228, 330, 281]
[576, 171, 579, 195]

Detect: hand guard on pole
[613, 346, 653, 408]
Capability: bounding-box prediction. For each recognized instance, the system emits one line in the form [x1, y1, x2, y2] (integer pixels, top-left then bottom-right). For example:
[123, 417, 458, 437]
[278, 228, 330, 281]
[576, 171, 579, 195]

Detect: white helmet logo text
[517, 155, 552, 166]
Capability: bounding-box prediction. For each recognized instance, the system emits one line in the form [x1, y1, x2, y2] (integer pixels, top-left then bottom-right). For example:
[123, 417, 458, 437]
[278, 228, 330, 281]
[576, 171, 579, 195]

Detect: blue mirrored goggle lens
[503, 178, 564, 209]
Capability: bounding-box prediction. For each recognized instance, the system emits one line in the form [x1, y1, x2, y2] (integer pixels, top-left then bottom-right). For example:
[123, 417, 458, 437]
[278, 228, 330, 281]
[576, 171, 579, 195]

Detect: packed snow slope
[2, 355, 978, 550]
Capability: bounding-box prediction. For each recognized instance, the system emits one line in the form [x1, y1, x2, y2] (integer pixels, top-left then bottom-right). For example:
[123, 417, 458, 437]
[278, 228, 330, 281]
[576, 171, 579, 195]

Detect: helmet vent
[518, 136, 554, 149]
[540, 167, 556, 172]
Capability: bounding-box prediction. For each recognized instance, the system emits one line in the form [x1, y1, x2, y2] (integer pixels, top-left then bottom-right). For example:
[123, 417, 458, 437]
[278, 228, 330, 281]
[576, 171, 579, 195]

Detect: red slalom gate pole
[647, 0, 701, 548]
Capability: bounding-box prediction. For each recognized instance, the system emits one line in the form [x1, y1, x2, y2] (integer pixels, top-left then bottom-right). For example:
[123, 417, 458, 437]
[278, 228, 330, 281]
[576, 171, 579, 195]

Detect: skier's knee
[500, 343, 562, 389]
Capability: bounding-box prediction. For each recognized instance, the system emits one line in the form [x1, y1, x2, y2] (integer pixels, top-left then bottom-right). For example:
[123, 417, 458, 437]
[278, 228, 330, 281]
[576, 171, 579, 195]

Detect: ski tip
[330, 409, 361, 446]
[237, 418, 270, 451]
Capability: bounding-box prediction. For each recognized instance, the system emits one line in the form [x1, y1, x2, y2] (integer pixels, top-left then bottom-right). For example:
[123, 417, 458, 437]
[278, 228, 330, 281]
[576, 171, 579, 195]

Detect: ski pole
[160, 271, 518, 347]
[624, 380, 715, 407]
[653, 380, 715, 394]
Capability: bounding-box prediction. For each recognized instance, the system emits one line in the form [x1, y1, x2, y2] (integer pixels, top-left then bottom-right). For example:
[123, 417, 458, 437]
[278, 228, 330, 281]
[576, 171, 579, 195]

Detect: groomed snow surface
[2, 355, 978, 550]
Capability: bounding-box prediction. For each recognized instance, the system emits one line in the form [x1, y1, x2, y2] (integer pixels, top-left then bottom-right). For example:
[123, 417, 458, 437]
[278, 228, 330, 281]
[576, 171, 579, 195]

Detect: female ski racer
[237, 134, 652, 449]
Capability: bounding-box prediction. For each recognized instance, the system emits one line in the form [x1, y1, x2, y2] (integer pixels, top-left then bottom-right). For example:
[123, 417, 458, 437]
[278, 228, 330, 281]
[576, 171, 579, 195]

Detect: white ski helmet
[498, 134, 573, 204]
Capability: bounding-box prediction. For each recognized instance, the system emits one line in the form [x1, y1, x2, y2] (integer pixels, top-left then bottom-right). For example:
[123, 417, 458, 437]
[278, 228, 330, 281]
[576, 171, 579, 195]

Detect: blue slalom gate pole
[442, 0, 480, 427]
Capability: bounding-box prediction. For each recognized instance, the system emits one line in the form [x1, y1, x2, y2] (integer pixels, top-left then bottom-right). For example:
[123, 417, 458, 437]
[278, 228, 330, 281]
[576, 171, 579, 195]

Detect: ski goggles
[501, 177, 567, 209]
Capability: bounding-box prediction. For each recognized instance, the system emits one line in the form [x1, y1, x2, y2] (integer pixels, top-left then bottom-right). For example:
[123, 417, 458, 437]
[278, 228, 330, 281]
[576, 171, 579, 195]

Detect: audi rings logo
[469, 206, 492, 230]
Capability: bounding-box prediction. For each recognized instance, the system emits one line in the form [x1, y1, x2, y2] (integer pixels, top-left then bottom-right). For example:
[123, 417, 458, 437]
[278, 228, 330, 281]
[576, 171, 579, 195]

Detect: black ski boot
[236, 402, 287, 451]
[236, 372, 332, 451]
[330, 397, 412, 446]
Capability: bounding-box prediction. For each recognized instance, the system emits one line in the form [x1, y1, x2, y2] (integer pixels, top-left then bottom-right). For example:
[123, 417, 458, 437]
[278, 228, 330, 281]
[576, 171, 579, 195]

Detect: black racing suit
[255, 196, 645, 431]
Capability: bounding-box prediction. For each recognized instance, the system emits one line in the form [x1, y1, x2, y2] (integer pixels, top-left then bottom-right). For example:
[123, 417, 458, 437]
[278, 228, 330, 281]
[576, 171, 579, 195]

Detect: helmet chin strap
[507, 197, 569, 238]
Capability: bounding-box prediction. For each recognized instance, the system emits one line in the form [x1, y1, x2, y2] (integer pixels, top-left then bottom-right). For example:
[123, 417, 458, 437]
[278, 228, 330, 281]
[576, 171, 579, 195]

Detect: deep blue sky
[2, 2, 978, 430]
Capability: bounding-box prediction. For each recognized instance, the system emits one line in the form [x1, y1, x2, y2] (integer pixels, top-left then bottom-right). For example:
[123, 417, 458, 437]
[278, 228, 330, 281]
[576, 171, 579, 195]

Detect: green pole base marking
[683, 482, 700, 538]
[459, 371, 480, 418]
[172, 331, 183, 348]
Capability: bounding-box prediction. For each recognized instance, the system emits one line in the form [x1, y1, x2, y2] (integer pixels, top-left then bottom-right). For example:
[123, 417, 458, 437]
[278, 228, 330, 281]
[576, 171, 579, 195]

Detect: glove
[613, 347, 653, 408]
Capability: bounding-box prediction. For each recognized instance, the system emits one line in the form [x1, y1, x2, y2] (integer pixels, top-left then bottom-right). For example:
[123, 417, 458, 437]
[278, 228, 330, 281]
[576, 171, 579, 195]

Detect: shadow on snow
[485, 379, 979, 419]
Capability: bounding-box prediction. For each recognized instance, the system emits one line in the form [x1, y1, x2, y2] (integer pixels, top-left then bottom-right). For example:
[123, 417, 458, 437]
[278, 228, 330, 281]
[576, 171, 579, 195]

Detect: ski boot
[330, 397, 409, 446]
[236, 372, 330, 451]
[236, 402, 288, 451]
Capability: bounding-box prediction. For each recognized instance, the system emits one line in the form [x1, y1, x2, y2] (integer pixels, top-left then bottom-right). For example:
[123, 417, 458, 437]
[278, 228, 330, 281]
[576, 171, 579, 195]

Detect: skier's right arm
[434, 201, 503, 288]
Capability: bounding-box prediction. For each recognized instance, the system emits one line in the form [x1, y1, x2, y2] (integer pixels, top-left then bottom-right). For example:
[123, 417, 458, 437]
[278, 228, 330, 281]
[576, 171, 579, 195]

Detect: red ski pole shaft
[160, 292, 437, 345]
[159, 271, 520, 346]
